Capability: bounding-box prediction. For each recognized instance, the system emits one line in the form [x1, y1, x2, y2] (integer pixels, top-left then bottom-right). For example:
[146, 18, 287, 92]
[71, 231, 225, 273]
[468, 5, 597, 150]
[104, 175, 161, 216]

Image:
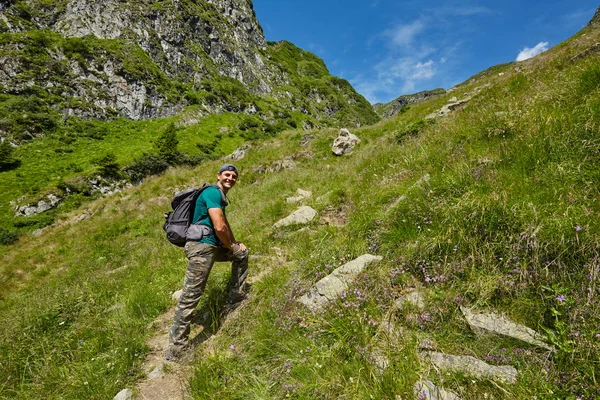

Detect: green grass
[1, 18, 600, 400]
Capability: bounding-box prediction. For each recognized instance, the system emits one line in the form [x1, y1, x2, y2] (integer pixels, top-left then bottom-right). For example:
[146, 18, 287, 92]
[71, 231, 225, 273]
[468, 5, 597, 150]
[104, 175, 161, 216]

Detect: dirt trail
[131, 248, 287, 399]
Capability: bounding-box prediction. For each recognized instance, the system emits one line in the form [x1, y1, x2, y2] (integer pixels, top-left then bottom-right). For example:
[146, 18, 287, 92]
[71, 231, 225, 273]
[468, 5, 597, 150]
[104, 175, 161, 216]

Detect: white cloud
[516, 41, 549, 61]
[411, 60, 435, 80]
[384, 20, 426, 48]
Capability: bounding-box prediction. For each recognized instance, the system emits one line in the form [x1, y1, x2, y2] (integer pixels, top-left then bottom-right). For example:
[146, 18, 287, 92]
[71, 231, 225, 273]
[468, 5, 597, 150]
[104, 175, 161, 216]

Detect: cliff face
[0, 0, 378, 131]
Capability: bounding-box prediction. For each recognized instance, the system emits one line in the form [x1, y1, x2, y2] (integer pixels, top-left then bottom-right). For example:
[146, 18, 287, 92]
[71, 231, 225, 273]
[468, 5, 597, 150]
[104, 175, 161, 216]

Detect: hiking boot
[225, 293, 249, 312]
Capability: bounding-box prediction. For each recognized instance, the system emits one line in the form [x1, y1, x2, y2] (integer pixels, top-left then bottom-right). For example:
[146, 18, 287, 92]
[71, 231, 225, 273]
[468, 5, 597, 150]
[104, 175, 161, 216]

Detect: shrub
[0, 227, 19, 245]
[95, 152, 121, 179]
[0, 140, 20, 171]
[395, 118, 434, 142]
[57, 176, 91, 195]
[123, 152, 169, 183]
[155, 123, 179, 164]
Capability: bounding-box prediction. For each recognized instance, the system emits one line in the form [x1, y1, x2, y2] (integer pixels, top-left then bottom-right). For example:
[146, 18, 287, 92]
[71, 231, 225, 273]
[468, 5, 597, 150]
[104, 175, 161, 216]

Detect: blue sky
[252, 1, 598, 104]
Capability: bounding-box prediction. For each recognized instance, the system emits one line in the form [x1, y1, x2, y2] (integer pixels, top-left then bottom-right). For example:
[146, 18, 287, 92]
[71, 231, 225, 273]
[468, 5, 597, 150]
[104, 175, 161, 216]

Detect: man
[167, 164, 248, 360]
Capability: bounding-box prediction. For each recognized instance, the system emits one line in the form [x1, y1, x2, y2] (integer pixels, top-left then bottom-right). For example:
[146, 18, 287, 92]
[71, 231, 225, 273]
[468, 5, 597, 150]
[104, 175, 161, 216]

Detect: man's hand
[233, 242, 247, 252]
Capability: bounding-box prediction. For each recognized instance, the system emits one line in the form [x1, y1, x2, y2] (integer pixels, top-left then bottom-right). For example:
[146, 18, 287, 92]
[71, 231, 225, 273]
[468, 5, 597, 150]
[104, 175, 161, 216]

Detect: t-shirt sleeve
[204, 187, 223, 209]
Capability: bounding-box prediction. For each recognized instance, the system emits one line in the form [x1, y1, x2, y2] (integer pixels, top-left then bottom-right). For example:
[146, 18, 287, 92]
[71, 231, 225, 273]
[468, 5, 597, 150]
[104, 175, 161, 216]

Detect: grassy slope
[1, 24, 600, 400]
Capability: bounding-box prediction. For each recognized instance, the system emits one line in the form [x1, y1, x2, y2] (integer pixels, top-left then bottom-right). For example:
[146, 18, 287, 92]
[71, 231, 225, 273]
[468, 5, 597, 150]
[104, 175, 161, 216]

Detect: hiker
[167, 164, 248, 360]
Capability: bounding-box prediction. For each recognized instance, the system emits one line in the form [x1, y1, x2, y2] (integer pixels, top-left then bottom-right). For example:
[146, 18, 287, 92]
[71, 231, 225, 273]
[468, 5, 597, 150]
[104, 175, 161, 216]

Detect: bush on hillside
[0, 227, 19, 245]
[123, 152, 169, 183]
[155, 123, 180, 164]
[95, 152, 121, 179]
[395, 118, 434, 142]
[0, 140, 20, 171]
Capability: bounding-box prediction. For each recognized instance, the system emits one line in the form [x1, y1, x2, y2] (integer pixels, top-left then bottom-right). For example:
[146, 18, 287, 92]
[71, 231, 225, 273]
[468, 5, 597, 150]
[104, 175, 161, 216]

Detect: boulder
[273, 206, 317, 228]
[332, 128, 360, 156]
[420, 351, 518, 384]
[298, 254, 382, 311]
[414, 380, 461, 400]
[460, 307, 554, 351]
[113, 388, 133, 400]
[286, 189, 312, 203]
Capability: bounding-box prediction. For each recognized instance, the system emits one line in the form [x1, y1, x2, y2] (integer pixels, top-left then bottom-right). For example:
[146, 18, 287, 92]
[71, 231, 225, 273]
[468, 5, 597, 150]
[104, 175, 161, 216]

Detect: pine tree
[155, 123, 179, 165]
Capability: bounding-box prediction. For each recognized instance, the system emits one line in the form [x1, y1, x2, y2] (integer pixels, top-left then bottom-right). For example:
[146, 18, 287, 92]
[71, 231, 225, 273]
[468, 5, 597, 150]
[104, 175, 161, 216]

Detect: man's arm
[208, 208, 246, 251]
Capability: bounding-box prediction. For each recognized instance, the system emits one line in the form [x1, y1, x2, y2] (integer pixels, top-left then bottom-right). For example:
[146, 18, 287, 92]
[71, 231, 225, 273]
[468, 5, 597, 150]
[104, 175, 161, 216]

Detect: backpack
[163, 183, 227, 247]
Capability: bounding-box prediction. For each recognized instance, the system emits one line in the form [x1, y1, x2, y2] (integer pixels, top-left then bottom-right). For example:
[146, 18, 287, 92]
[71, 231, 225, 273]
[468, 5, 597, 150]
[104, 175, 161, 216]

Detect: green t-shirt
[192, 186, 227, 246]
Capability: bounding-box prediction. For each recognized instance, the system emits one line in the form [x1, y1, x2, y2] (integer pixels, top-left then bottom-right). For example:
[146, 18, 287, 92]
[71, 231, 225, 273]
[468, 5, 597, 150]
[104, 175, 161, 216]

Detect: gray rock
[286, 189, 312, 203]
[147, 364, 164, 379]
[460, 307, 554, 351]
[394, 289, 425, 311]
[16, 194, 63, 217]
[225, 144, 250, 161]
[414, 380, 461, 400]
[273, 206, 317, 228]
[298, 254, 382, 311]
[267, 158, 297, 173]
[332, 128, 360, 156]
[113, 388, 133, 400]
[420, 351, 518, 384]
[425, 98, 471, 119]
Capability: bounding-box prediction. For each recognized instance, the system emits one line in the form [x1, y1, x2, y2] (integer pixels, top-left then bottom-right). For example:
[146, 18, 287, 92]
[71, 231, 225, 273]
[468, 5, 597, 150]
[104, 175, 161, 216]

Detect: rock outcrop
[298, 254, 382, 311]
[420, 351, 518, 384]
[414, 380, 461, 400]
[460, 307, 554, 351]
[273, 206, 317, 228]
[0, 0, 379, 128]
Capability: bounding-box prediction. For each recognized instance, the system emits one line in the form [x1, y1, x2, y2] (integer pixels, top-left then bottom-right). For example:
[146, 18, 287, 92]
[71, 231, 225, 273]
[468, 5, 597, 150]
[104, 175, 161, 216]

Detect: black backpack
[163, 183, 226, 247]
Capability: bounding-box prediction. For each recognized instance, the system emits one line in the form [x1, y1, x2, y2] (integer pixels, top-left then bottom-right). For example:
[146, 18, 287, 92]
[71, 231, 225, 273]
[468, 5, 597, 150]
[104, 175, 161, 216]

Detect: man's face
[217, 170, 238, 190]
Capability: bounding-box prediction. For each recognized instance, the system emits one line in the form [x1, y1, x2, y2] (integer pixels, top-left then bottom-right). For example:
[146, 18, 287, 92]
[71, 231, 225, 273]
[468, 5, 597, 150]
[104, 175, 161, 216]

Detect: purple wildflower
[556, 295, 565, 303]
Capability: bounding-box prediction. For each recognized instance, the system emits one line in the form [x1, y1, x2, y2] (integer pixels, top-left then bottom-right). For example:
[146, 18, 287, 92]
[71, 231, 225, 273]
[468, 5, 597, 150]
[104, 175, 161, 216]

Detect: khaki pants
[169, 241, 248, 351]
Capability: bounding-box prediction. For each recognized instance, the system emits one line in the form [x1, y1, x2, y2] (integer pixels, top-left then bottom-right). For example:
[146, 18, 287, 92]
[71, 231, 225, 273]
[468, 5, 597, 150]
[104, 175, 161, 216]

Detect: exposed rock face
[15, 194, 62, 217]
[420, 351, 518, 384]
[460, 307, 554, 351]
[373, 88, 446, 118]
[332, 128, 360, 156]
[273, 206, 317, 228]
[0, 0, 379, 127]
[298, 254, 382, 311]
[225, 144, 250, 161]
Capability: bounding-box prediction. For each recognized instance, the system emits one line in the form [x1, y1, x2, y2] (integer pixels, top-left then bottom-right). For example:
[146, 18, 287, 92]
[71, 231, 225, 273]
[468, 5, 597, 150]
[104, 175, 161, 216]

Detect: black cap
[218, 164, 238, 176]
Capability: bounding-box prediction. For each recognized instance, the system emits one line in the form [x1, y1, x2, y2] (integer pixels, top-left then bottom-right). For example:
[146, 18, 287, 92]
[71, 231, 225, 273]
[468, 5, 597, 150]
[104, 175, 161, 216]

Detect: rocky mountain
[373, 88, 446, 118]
[0, 0, 378, 141]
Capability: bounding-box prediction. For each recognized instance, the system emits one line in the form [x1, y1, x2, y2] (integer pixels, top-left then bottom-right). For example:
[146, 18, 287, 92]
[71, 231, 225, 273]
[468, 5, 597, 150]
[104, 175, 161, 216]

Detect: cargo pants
[169, 241, 248, 353]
